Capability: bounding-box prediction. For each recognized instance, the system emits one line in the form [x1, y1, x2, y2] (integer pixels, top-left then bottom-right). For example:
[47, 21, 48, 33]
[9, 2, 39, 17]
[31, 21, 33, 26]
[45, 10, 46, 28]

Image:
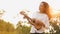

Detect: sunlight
[21, 23, 31, 27]
[52, 10, 60, 14]
[0, 0, 60, 27]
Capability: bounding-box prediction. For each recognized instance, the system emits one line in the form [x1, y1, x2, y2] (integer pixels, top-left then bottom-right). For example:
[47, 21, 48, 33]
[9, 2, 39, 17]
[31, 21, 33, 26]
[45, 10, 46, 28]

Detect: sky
[0, 0, 60, 27]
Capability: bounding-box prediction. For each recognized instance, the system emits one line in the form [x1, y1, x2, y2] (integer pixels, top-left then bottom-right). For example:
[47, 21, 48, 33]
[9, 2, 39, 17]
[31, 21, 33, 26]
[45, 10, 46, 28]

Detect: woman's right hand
[32, 19, 45, 30]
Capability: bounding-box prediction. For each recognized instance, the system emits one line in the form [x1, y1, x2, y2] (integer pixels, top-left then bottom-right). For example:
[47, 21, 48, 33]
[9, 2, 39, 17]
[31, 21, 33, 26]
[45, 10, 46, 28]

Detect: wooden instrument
[20, 11, 45, 30]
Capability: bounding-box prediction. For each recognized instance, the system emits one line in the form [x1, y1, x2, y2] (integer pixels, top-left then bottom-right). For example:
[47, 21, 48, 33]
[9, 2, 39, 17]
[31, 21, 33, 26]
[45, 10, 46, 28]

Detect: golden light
[0, 0, 60, 28]
[50, 9, 60, 18]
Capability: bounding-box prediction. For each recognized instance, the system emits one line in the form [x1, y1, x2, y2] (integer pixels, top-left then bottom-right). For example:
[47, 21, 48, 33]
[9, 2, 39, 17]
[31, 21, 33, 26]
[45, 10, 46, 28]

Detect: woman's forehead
[40, 3, 44, 6]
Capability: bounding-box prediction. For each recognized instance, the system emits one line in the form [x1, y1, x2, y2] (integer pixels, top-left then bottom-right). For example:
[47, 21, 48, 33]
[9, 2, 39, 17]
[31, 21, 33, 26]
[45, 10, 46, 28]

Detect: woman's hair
[39, 1, 51, 19]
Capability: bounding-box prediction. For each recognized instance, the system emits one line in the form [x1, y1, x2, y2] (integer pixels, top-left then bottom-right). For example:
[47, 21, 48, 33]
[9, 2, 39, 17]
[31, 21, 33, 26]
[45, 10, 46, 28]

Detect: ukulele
[20, 11, 45, 30]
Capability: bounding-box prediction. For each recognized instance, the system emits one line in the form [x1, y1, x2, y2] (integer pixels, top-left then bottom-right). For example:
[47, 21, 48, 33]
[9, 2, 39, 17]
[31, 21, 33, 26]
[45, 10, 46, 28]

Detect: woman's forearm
[27, 18, 35, 25]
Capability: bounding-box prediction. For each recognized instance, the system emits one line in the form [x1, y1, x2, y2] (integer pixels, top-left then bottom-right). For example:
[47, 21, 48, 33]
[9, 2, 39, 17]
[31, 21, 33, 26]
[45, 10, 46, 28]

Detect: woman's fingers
[35, 19, 41, 24]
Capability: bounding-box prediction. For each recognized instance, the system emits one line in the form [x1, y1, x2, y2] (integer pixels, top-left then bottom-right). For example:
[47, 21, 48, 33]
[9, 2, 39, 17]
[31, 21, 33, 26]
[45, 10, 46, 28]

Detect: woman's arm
[26, 18, 36, 25]
[27, 18, 45, 30]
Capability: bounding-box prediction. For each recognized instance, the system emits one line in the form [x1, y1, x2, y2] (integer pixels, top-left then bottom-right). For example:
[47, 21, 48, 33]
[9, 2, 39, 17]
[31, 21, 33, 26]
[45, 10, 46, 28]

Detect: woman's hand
[33, 19, 45, 30]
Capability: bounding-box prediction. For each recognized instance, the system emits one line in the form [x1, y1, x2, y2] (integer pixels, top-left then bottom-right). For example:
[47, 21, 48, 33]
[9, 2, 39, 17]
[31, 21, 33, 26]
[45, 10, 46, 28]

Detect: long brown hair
[39, 2, 51, 19]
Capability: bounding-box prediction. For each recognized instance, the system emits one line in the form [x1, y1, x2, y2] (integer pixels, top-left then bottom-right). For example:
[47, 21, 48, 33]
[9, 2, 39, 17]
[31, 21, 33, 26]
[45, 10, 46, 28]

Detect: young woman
[29, 2, 51, 34]
[20, 1, 51, 34]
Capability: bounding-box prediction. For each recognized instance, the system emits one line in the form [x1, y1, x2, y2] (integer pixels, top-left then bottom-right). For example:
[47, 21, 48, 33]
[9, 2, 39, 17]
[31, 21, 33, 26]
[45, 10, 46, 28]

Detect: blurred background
[0, 0, 60, 34]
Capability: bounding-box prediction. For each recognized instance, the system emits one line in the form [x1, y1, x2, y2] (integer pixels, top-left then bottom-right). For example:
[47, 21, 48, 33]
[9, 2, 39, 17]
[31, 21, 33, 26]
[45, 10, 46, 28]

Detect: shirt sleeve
[44, 15, 50, 28]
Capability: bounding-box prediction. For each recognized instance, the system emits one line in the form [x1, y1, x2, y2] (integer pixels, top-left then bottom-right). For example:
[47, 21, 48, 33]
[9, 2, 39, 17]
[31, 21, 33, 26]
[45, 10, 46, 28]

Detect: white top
[28, 11, 50, 33]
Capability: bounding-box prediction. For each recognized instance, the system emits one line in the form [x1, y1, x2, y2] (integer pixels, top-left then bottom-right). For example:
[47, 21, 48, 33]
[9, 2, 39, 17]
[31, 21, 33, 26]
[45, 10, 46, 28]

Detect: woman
[29, 1, 51, 34]
[20, 1, 51, 34]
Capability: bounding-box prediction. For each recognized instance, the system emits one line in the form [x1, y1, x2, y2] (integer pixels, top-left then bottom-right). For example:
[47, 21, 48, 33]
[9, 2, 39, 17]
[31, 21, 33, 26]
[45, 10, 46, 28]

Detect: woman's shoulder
[37, 12, 48, 17]
[42, 14, 49, 20]
[39, 13, 49, 19]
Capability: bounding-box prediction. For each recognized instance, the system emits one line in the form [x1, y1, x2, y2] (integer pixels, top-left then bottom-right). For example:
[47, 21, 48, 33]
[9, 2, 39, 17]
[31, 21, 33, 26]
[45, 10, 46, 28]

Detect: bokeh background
[0, 0, 60, 34]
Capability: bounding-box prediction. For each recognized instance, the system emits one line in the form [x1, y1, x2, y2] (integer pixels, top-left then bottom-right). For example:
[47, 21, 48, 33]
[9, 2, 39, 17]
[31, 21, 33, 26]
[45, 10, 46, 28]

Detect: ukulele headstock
[20, 11, 26, 15]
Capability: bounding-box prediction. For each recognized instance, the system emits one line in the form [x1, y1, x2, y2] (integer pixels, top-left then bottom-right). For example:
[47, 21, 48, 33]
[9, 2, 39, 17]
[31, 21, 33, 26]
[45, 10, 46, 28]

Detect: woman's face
[39, 3, 45, 13]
